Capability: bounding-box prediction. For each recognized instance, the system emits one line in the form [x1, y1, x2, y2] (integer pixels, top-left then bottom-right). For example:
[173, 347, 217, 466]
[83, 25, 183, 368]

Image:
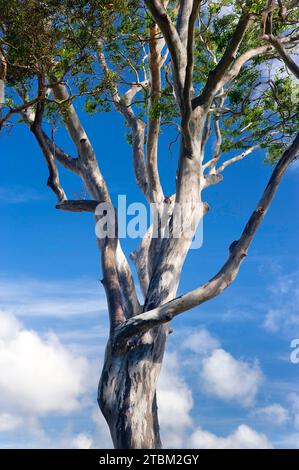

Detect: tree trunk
[98, 324, 168, 449]
[98, 134, 202, 449]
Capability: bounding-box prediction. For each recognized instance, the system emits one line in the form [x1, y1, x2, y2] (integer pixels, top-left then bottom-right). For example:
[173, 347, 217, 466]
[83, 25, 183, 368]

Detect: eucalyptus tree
[0, 0, 298, 449]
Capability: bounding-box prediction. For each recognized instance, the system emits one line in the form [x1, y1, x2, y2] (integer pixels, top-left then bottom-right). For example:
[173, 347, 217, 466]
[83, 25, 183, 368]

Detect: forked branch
[114, 132, 299, 348]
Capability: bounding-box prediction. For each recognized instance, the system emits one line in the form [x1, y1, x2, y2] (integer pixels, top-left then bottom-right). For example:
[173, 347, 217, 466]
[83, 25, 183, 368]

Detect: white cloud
[288, 393, 299, 430]
[263, 308, 299, 333]
[0, 296, 274, 449]
[0, 311, 89, 415]
[0, 413, 23, 432]
[0, 310, 274, 450]
[0, 186, 46, 204]
[253, 404, 289, 425]
[0, 276, 107, 318]
[157, 353, 193, 448]
[91, 408, 113, 449]
[263, 272, 299, 333]
[189, 424, 272, 449]
[157, 349, 270, 449]
[72, 433, 93, 449]
[181, 328, 220, 355]
[200, 349, 263, 406]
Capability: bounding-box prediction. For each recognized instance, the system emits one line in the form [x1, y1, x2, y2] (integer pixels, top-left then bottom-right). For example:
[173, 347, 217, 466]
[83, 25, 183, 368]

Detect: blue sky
[0, 104, 298, 449]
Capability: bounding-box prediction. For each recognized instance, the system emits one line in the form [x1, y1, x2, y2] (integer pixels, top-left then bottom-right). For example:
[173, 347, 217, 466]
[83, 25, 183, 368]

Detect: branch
[0, 50, 7, 117]
[51, 83, 89, 154]
[51, 82, 110, 203]
[37, 78, 140, 320]
[130, 225, 153, 297]
[114, 133, 299, 347]
[146, 23, 164, 203]
[100, 222, 126, 332]
[264, 35, 299, 78]
[0, 97, 40, 128]
[144, 0, 185, 101]
[15, 86, 80, 174]
[115, 243, 142, 318]
[217, 145, 260, 173]
[181, 0, 201, 158]
[192, 13, 254, 110]
[56, 200, 99, 212]
[30, 79, 67, 203]
[204, 94, 226, 176]
[97, 41, 149, 199]
[259, 0, 299, 78]
[41, 131, 80, 173]
[217, 34, 299, 91]
[145, 1, 199, 158]
[177, 0, 194, 48]
[261, 0, 276, 37]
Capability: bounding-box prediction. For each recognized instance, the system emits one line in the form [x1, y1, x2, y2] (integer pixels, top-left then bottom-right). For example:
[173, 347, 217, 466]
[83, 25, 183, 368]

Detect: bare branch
[181, 0, 201, 159]
[41, 131, 80, 173]
[16, 86, 81, 174]
[51, 82, 111, 203]
[0, 50, 7, 117]
[259, 0, 299, 78]
[217, 145, 260, 173]
[146, 23, 164, 203]
[30, 78, 67, 203]
[192, 13, 254, 110]
[130, 225, 153, 297]
[56, 200, 99, 212]
[177, 0, 194, 48]
[97, 42, 149, 199]
[51, 83, 90, 154]
[145, 1, 199, 159]
[218, 34, 299, 91]
[204, 93, 226, 176]
[261, 0, 276, 37]
[144, 0, 185, 98]
[100, 219, 126, 332]
[264, 34, 299, 78]
[0, 97, 40, 128]
[39, 78, 140, 321]
[115, 243, 142, 318]
[114, 133, 299, 347]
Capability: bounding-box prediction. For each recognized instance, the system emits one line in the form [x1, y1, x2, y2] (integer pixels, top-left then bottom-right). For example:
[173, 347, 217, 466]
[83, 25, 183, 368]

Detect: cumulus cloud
[263, 272, 299, 333]
[156, 348, 272, 449]
[0, 311, 89, 415]
[157, 353, 193, 448]
[253, 404, 289, 425]
[200, 349, 263, 406]
[288, 393, 299, 430]
[181, 328, 220, 355]
[0, 295, 273, 449]
[0, 413, 23, 432]
[71, 433, 93, 449]
[189, 424, 272, 449]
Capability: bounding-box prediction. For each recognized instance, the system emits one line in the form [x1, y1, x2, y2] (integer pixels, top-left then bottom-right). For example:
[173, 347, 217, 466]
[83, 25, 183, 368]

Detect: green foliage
[0, 0, 298, 162]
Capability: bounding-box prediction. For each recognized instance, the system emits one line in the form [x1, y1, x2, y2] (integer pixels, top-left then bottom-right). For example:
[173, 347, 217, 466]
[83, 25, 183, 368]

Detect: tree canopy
[1, 0, 299, 450]
[1, 0, 298, 162]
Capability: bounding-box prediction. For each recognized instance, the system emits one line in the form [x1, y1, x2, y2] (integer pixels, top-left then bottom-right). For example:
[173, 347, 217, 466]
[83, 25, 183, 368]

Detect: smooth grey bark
[9, 0, 299, 450]
[98, 326, 167, 449]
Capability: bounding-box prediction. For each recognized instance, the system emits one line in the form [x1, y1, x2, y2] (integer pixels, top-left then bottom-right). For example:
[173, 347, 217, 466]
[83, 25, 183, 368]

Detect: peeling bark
[98, 325, 167, 449]
[7, 1, 299, 450]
